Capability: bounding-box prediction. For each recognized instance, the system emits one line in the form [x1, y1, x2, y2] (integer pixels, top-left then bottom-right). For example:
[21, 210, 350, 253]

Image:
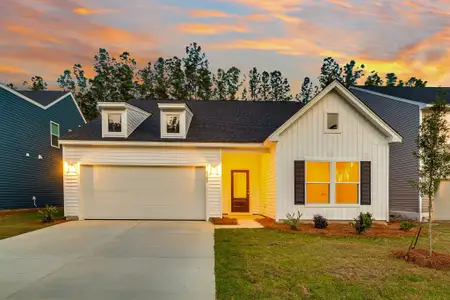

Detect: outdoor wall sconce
[206, 163, 221, 176]
[64, 161, 79, 175]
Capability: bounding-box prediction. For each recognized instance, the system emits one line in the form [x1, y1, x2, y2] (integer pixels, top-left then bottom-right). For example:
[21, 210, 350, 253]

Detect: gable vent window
[325, 112, 340, 133]
[50, 121, 60, 148]
[108, 114, 122, 132]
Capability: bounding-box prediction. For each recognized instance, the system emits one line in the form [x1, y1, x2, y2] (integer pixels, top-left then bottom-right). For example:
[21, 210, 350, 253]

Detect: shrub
[313, 214, 328, 229]
[349, 212, 374, 234]
[38, 205, 58, 223]
[400, 220, 417, 231]
[284, 211, 303, 230]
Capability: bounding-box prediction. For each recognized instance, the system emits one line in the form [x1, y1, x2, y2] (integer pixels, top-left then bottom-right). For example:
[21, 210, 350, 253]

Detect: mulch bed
[256, 217, 416, 238]
[393, 249, 450, 270]
[0, 208, 42, 216]
[210, 217, 238, 225]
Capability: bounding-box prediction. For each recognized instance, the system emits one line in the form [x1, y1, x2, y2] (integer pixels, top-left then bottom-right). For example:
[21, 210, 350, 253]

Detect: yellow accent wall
[222, 152, 263, 214]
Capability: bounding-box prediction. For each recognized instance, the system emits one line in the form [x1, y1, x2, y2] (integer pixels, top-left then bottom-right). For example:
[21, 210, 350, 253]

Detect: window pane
[108, 114, 122, 132]
[233, 172, 247, 198]
[166, 115, 180, 133]
[306, 162, 330, 182]
[306, 183, 329, 203]
[51, 135, 59, 148]
[327, 113, 338, 130]
[336, 184, 359, 204]
[51, 123, 59, 135]
[336, 162, 359, 182]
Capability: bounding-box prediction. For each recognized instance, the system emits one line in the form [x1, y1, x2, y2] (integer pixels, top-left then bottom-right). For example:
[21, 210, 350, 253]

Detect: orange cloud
[73, 8, 120, 15]
[0, 66, 29, 74]
[6, 25, 60, 44]
[179, 23, 248, 35]
[230, 0, 303, 13]
[188, 9, 235, 18]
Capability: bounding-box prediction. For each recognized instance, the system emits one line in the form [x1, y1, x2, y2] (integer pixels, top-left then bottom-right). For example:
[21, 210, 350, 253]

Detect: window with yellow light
[335, 162, 359, 204]
[306, 162, 330, 204]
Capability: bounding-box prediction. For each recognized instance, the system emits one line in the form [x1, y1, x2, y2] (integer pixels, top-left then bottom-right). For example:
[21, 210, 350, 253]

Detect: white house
[59, 81, 401, 221]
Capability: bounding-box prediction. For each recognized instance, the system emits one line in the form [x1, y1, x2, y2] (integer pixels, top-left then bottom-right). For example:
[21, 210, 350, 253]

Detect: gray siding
[351, 88, 420, 216]
[0, 89, 85, 209]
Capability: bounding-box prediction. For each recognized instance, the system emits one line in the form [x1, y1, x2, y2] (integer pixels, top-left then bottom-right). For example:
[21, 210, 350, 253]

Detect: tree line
[4, 42, 427, 120]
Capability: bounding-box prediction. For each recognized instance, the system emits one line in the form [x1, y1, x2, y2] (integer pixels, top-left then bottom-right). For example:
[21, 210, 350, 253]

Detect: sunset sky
[1, 0, 450, 92]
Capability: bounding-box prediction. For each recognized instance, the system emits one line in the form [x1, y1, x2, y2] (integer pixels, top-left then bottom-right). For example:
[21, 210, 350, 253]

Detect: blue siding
[351, 88, 421, 216]
[0, 89, 85, 209]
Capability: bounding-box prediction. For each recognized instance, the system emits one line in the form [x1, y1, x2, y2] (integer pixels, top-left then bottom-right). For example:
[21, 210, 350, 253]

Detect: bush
[284, 211, 303, 230]
[400, 220, 417, 231]
[349, 212, 374, 234]
[313, 214, 328, 229]
[38, 205, 58, 223]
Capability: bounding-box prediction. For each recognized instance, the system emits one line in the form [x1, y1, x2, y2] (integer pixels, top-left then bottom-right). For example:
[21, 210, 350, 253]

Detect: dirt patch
[210, 217, 238, 225]
[256, 217, 416, 238]
[393, 248, 450, 270]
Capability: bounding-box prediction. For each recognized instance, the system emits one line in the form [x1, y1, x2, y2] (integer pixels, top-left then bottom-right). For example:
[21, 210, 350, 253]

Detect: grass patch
[0, 208, 65, 239]
[215, 225, 450, 300]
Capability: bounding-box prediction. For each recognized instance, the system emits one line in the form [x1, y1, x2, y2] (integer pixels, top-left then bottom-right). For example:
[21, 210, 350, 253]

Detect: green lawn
[0, 209, 65, 239]
[215, 224, 450, 300]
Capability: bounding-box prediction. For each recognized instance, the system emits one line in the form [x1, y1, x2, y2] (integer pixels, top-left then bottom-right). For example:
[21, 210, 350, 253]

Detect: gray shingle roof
[17, 90, 69, 106]
[62, 99, 304, 143]
[356, 86, 450, 104]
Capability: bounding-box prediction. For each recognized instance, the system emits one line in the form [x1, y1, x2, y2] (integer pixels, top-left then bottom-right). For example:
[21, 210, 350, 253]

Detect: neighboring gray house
[351, 86, 450, 220]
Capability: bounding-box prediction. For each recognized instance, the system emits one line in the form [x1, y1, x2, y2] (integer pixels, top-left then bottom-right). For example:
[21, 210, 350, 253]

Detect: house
[59, 81, 401, 221]
[0, 84, 86, 209]
[351, 85, 450, 221]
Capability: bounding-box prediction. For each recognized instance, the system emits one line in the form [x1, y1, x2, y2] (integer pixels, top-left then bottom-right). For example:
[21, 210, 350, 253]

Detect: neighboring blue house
[0, 84, 86, 209]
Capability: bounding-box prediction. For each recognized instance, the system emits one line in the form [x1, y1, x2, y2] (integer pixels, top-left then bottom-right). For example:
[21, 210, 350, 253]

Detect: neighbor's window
[306, 162, 330, 204]
[108, 114, 122, 132]
[166, 114, 180, 134]
[327, 113, 339, 130]
[336, 162, 359, 204]
[50, 121, 60, 148]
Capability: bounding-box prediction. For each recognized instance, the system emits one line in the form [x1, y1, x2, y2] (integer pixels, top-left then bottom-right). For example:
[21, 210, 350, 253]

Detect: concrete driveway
[0, 221, 215, 300]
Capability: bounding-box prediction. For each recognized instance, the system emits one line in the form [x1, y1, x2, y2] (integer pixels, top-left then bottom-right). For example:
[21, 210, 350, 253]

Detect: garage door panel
[81, 166, 206, 220]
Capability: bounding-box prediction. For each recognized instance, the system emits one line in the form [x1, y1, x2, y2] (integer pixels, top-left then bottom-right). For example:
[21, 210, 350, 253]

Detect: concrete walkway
[0, 221, 215, 300]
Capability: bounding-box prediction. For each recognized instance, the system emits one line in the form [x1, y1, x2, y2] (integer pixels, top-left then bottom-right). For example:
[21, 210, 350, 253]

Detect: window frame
[305, 161, 330, 204]
[304, 160, 361, 207]
[50, 121, 60, 149]
[335, 162, 360, 205]
[107, 113, 123, 133]
[324, 112, 341, 134]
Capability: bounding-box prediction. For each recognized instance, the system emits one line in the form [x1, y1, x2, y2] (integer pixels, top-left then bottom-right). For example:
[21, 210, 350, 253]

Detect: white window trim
[50, 121, 60, 149]
[324, 112, 341, 134]
[305, 161, 360, 206]
[160, 111, 186, 139]
[101, 110, 127, 138]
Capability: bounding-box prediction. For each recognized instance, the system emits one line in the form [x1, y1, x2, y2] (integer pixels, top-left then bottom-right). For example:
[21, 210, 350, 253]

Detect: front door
[231, 170, 249, 213]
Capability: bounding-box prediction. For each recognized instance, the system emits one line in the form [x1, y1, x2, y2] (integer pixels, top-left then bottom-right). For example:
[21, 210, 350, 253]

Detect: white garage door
[434, 180, 450, 220]
[81, 165, 206, 220]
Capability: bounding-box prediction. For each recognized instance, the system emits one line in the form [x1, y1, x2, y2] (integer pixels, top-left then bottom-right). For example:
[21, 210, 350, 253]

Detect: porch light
[207, 163, 221, 176]
[64, 161, 79, 175]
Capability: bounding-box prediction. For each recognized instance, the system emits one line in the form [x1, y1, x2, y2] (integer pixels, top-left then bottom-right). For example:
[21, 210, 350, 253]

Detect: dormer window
[166, 114, 180, 134]
[108, 114, 122, 132]
[158, 103, 193, 139]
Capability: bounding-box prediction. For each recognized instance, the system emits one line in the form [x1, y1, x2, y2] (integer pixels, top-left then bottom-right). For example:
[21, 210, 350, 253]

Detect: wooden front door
[231, 170, 249, 213]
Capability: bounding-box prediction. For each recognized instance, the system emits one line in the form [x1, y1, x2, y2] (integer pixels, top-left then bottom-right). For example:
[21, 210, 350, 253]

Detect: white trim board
[269, 80, 402, 143]
[59, 140, 266, 148]
[0, 84, 87, 124]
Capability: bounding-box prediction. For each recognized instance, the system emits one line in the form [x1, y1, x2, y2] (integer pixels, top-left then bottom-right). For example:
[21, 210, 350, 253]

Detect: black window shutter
[360, 161, 371, 205]
[294, 161, 305, 205]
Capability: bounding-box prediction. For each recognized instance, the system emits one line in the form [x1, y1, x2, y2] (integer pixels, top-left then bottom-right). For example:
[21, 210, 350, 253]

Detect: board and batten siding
[275, 91, 390, 220]
[62, 145, 222, 219]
